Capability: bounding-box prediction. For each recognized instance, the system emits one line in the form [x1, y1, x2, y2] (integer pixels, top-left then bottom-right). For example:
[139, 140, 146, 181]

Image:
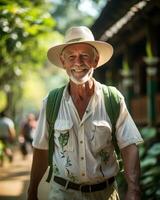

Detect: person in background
[19, 113, 37, 159]
[0, 110, 16, 165]
[28, 26, 143, 200]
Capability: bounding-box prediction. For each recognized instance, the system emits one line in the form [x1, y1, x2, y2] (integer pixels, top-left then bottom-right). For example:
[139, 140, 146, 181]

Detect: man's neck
[69, 79, 94, 120]
[69, 79, 94, 100]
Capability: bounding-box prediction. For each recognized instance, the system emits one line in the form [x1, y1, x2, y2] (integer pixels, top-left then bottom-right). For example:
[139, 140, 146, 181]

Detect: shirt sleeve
[32, 97, 49, 149]
[116, 95, 144, 149]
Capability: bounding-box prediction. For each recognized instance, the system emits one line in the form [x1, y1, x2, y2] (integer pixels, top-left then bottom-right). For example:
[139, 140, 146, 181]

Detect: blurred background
[0, 0, 160, 199]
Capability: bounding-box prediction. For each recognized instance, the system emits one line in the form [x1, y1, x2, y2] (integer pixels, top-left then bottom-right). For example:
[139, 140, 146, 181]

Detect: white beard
[69, 67, 94, 85]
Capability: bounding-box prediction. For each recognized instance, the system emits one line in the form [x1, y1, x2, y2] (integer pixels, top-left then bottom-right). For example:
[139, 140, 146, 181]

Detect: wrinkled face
[60, 43, 99, 85]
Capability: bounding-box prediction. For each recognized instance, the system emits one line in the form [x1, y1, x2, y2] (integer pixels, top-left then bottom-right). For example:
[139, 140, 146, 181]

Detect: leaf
[141, 157, 157, 168]
[141, 127, 156, 139]
[148, 143, 160, 156]
[156, 189, 160, 196]
[141, 176, 153, 185]
[143, 166, 160, 177]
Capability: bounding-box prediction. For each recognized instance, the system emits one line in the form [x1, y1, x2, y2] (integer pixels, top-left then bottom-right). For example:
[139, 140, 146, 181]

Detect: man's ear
[60, 55, 65, 68]
[93, 54, 99, 68]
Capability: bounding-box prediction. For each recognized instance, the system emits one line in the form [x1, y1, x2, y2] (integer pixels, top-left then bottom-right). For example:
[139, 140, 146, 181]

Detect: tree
[51, 0, 106, 34]
[0, 0, 106, 116]
[0, 0, 56, 115]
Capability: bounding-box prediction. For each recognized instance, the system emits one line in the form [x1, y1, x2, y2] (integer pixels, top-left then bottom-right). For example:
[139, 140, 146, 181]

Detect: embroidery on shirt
[65, 156, 72, 167]
[60, 151, 65, 158]
[53, 164, 60, 175]
[100, 166, 105, 177]
[58, 131, 69, 151]
[99, 149, 109, 164]
[58, 131, 77, 181]
[99, 149, 109, 177]
[66, 169, 78, 182]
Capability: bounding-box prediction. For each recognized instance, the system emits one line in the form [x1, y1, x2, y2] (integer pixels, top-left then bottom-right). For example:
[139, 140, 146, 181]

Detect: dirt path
[0, 149, 50, 200]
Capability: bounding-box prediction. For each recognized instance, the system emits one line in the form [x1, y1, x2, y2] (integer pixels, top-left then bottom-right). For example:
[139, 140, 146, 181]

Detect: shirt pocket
[91, 120, 112, 153]
[54, 120, 73, 152]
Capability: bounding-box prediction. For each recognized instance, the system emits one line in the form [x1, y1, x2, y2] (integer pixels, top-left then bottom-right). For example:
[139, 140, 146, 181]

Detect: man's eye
[69, 56, 75, 60]
[82, 55, 89, 59]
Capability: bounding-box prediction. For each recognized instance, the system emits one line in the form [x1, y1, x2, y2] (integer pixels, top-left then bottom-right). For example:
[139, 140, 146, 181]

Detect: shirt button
[81, 157, 84, 160]
[80, 141, 83, 144]
[82, 173, 85, 176]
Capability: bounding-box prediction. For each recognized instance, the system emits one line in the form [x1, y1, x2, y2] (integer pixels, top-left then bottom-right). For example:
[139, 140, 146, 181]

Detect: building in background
[91, 0, 160, 127]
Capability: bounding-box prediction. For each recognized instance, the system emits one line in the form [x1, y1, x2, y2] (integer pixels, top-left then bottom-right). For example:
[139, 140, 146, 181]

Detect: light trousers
[48, 181, 120, 200]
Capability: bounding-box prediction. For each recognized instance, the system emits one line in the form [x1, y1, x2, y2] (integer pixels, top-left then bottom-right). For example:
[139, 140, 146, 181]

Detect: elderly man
[28, 26, 143, 200]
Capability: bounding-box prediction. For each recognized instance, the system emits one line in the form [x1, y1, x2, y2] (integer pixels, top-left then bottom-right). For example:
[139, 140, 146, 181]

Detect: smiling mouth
[71, 67, 89, 72]
[72, 69, 87, 72]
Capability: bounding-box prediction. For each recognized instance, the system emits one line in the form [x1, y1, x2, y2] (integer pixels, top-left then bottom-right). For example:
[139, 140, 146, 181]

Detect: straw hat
[47, 26, 113, 68]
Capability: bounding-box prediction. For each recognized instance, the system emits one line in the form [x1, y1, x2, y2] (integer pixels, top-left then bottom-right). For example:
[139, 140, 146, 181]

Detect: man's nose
[74, 56, 83, 65]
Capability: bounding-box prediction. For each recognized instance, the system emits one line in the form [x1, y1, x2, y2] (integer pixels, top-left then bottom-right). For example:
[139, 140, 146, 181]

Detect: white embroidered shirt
[33, 80, 143, 184]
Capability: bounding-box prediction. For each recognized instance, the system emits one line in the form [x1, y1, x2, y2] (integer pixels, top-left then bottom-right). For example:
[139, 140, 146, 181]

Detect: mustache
[71, 65, 90, 70]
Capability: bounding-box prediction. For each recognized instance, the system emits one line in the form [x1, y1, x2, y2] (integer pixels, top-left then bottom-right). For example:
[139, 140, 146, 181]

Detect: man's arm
[27, 148, 48, 200]
[121, 144, 141, 200]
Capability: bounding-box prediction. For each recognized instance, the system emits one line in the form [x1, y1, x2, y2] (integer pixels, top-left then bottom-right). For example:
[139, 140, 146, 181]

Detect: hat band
[66, 37, 89, 43]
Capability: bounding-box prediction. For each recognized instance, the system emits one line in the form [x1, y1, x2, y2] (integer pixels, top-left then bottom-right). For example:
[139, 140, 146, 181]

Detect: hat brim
[47, 41, 113, 68]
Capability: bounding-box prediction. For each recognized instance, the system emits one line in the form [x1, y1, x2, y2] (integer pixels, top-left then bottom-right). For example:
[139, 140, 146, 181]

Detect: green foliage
[0, 0, 55, 86]
[116, 126, 160, 199]
[0, 91, 7, 111]
[52, 0, 105, 33]
[0, 0, 56, 115]
[0, 0, 106, 116]
[140, 127, 160, 199]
